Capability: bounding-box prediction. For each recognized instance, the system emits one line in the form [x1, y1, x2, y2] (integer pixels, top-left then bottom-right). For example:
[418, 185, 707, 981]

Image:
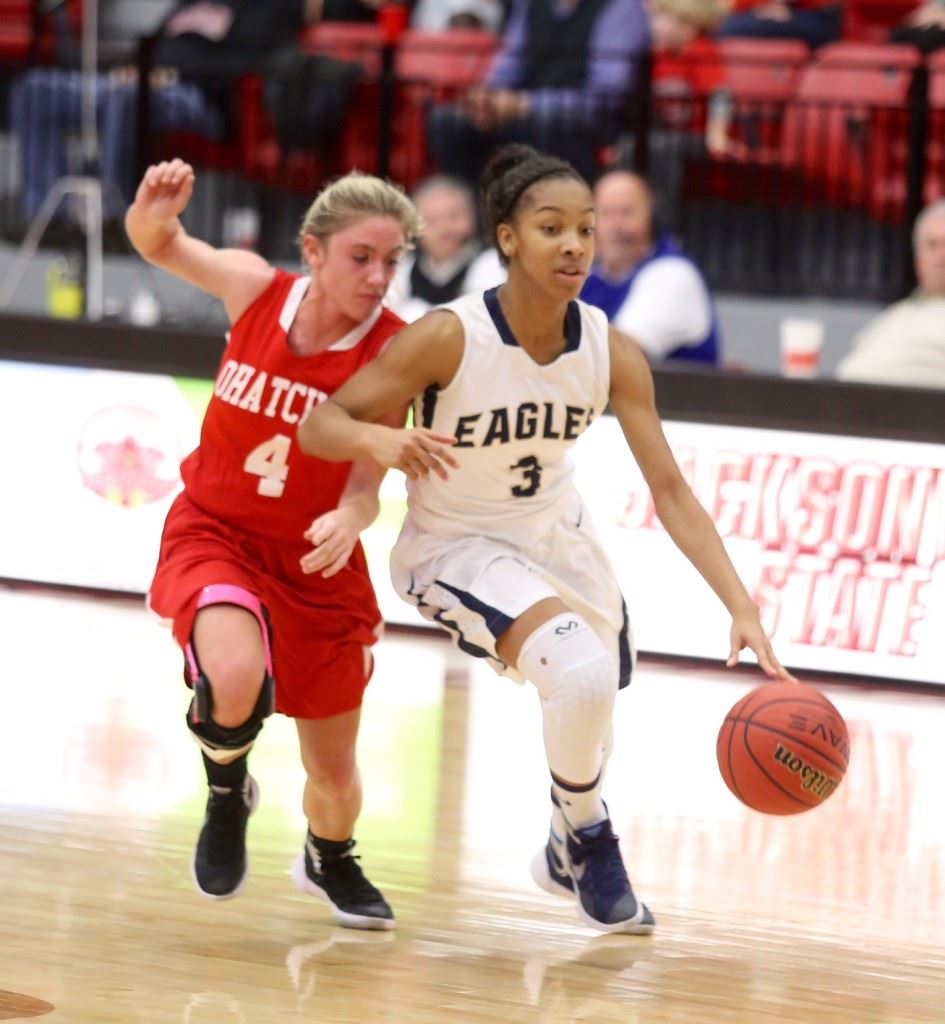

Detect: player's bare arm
[300, 404, 408, 578]
[125, 159, 274, 323]
[607, 326, 795, 680]
[298, 311, 463, 481]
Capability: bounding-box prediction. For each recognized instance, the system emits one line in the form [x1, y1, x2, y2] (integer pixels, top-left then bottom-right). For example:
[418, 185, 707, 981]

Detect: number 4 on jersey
[244, 434, 291, 497]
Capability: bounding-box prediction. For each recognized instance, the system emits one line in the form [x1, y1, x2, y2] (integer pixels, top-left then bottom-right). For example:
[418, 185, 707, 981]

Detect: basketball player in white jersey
[298, 144, 795, 934]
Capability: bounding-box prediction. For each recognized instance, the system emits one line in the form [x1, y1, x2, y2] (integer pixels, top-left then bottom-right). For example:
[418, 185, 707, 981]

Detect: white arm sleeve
[612, 257, 713, 359]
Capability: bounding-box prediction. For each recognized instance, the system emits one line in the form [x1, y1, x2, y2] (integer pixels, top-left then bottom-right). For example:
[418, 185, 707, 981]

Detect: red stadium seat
[297, 21, 384, 77]
[394, 29, 497, 87]
[780, 44, 921, 217]
[0, 0, 35, 63]
[717, 38, 808, 102]
[926, 51, 945, 203]
[390, 29, 499, 188]
[814, 39, 923, 68]
[716, 38, 808, 155]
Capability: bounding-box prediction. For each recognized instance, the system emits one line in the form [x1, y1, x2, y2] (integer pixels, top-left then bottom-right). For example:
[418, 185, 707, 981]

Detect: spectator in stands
[610, 0, 736, 233]
[424, 0, 649, 185]
[836, 200, 945, 389]
[411, 0, 505, 32]
[10, 0, 316, 223]
[646, 0, 737, 158]
[889, 2, 945, 55]
[581, 168, 720, 363]
[386, 175, 505, 321]
[715, 1, 841, 49]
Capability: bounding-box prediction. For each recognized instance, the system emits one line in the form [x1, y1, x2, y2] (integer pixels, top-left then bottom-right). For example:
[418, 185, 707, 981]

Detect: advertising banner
[3, 359, 942, 683]
[573, 418, 945, 684]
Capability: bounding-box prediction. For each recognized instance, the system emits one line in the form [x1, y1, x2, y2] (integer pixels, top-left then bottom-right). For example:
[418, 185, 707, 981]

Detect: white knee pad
[518, 614, 618, 785]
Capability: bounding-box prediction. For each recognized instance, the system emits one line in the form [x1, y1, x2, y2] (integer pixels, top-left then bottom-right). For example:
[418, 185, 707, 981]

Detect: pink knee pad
[185, 585, 275, 726]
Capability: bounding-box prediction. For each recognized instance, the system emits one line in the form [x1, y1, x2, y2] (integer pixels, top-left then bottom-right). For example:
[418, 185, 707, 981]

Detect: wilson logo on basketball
[788, 714, 851, 764]
[772, 743, 841, 800]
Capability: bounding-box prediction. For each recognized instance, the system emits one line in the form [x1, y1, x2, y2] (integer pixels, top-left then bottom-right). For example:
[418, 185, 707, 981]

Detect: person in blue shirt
[580, 168, 720, 365]
[425, 0, 649, 186]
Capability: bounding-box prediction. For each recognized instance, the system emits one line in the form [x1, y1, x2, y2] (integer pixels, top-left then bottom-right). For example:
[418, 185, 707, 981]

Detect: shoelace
[570, 828, 631, 903]
[320, 852, 383, 902]
[205, 788, 249, 863]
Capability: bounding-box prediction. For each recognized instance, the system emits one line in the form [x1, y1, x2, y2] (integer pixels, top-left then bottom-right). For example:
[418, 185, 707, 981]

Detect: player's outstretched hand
[367, 426, 459, 481]
[727, 609, 798, 681]
[300, 509, 361, 578]
[134, 159, 195, 223]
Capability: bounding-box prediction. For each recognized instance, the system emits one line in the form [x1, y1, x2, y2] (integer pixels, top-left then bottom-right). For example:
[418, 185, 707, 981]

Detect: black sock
[308, 830, 354, 860]
[202, 752, 248, 791]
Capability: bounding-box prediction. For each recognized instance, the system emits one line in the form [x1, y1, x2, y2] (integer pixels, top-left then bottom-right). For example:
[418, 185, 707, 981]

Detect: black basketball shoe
[291, 835, 395, 931]
[191, 774, 259, 899]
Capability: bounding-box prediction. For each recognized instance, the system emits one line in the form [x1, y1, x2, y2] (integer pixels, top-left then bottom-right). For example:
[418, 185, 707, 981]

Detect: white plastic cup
[222, 207, 260, 250]
[780, 317, 824, 378]
[129, 288, 160, 327]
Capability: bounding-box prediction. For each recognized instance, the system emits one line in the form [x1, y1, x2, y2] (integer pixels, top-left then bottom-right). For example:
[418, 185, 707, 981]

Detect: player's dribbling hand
[727, 609, 798, 682]
[300, 509, 360, 578]
[368, 426, 459, 481]
[134, 159, 195, 223]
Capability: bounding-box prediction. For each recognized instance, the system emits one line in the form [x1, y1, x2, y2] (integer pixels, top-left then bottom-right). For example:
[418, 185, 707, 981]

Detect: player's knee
[199, 655, 266, 726]
[185, 584, 275, 735]
[518, 613, 618, 716]
[303, 754, 358, 798]
[563, 647, 617, 716]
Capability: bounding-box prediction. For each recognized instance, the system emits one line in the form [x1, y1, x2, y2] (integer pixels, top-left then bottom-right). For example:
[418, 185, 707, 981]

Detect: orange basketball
[716, 681, 850, 815]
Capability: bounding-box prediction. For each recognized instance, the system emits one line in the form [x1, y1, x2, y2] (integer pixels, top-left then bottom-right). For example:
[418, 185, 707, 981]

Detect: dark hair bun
[480, 144, 541, 194]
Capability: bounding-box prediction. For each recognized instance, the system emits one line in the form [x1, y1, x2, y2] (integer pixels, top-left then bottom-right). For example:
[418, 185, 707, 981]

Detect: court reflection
[3, 588, 945, 1024]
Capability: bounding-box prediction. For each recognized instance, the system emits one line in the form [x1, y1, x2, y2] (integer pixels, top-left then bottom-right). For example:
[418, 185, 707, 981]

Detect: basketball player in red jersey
[126, 158, 434, 929]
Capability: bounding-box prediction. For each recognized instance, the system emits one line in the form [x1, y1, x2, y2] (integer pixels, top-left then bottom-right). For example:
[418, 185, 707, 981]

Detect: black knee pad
[186, 672, 275, 756]
[182, 583, 276, 755]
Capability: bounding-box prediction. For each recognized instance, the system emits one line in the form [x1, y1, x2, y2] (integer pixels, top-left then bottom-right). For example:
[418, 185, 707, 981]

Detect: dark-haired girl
[298, 145, 794, 933]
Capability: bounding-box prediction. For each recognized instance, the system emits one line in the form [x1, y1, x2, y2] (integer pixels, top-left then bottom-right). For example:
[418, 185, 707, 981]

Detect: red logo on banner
[77, 406, 179, 507]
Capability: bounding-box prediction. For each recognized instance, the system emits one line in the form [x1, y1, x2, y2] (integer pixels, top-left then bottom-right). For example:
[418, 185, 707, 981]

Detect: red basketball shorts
[149, 493, 382, 719]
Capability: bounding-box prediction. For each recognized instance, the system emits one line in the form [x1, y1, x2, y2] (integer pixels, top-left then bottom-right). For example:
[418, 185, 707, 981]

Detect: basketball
[716, 681, 850, 815]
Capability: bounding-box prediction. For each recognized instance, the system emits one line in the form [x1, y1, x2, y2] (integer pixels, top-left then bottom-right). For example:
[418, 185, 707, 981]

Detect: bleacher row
[1, 1, 944, 220]
[672, 39, 945, 221]
[156, 33, 945, 221]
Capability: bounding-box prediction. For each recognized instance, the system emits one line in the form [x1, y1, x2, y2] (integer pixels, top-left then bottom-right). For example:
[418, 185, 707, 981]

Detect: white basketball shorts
[390, 492, 635, 686]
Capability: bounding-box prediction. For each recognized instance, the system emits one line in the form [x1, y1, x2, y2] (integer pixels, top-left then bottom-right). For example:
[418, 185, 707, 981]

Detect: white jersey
[406, 288, 612, 546]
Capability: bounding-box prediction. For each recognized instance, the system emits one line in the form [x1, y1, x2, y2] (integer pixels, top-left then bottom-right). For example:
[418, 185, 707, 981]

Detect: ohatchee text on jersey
[212, 359, 327, 425]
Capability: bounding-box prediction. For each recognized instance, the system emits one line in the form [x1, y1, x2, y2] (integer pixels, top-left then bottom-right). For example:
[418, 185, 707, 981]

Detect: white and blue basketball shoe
[530, 795, 655, 934]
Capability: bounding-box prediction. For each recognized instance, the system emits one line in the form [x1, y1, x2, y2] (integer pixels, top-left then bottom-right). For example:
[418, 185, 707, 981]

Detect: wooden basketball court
[2, 584, 943, 1023]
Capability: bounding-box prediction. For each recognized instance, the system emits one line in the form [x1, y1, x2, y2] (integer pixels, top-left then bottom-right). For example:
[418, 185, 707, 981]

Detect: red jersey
[181, 269, 403, 542]
[652, 38, 727, 133]
[653, 38, 727, 100]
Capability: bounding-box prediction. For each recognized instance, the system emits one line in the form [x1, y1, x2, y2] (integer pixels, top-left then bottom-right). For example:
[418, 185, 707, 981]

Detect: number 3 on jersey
[511, 454, 542, 498]
[244, 434, 291, 497]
